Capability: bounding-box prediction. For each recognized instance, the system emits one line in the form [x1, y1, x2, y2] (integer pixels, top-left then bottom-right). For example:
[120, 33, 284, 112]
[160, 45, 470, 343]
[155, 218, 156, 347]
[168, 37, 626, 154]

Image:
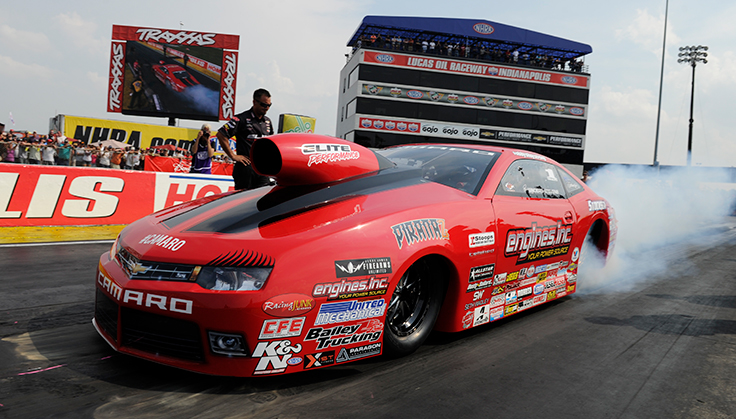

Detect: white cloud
[615, 8, 680, 54]
[0, 23, 52, 52]
[53, 12, 106, 54]
[0, 54, 53, 80]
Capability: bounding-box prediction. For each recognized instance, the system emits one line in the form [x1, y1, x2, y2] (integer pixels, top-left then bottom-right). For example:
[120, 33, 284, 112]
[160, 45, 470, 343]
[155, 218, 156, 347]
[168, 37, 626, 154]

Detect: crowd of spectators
[0, 129, 233, 170]
[353, 33, 586, 73]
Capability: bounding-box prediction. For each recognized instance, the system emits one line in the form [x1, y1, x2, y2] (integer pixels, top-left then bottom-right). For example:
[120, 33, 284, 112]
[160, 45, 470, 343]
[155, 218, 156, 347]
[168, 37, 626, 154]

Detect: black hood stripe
[182, 167, 424, 235]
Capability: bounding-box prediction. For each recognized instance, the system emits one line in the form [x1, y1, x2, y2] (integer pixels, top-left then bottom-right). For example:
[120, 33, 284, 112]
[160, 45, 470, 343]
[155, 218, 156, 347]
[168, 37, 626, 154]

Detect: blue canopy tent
[347, 16, 592, 60]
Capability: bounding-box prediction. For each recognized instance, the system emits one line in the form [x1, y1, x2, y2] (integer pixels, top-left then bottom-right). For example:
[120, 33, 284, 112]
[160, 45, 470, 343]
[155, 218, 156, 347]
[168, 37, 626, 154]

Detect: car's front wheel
[384, 258, 446, 357]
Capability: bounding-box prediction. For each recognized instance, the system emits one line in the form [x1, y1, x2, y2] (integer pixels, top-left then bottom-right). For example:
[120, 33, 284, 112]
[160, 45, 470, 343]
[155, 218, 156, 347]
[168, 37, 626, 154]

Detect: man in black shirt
[217, 88, 274, 190]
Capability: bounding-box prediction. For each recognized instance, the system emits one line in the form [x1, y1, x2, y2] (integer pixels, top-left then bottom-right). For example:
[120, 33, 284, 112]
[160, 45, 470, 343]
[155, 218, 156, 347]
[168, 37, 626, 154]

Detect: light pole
[677, 45, 708, 166]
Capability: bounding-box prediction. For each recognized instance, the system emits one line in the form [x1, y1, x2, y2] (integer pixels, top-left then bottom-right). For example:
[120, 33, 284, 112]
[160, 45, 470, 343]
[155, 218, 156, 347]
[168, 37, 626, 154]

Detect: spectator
[190, 124, 215, 174]
[57, 140, 73, 166]
[98, 147, 112, 168]
[110, 148, 123, 169]
[28, 140, 41, 164]
[42, 141, 56, 165]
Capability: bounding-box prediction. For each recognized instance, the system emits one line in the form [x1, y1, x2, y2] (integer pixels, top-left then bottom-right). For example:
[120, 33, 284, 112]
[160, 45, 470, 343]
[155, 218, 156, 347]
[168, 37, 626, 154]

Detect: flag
[9, 112, 14, 126]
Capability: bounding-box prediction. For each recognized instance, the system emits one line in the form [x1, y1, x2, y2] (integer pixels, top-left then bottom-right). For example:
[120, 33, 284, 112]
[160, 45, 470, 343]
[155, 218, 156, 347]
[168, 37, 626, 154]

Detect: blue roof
[347, 16, 592, 56]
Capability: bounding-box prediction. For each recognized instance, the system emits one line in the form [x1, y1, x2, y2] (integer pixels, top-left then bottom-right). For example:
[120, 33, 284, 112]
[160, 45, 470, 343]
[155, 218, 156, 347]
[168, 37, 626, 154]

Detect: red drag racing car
[94, 134, 616, 377]
[152, 62, 200, 92]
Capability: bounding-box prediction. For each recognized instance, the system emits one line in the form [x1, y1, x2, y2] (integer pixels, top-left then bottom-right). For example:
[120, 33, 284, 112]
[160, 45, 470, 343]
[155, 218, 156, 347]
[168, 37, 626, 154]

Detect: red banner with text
[0, 164, 234, 227]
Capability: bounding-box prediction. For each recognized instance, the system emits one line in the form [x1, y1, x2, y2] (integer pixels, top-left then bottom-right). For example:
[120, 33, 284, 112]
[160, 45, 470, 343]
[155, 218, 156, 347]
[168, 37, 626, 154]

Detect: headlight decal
[208, 249, 275, 268]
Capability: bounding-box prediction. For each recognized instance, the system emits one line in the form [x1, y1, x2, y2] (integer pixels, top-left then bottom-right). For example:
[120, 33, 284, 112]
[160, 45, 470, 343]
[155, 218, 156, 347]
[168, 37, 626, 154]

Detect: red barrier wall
[0, 163, 234, 227]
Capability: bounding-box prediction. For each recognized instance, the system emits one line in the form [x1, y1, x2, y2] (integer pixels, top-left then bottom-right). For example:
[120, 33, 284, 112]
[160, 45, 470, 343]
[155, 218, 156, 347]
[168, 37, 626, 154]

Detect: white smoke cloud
[577, 164, 736, 294]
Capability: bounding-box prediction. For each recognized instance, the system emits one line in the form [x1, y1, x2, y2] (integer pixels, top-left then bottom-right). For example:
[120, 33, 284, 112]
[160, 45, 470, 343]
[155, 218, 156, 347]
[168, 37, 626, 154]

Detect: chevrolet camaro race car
[152, 62, 200, 92]
[94, 133, 617, 377]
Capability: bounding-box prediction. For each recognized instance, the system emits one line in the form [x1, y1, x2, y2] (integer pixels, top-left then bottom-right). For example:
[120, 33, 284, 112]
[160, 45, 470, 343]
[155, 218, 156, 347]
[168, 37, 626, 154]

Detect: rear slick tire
[384, 258, 446, 357]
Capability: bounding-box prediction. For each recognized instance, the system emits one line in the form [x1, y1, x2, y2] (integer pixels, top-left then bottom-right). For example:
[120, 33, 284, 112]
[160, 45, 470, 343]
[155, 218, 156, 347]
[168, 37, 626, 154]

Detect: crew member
[216, 88, 273, 190]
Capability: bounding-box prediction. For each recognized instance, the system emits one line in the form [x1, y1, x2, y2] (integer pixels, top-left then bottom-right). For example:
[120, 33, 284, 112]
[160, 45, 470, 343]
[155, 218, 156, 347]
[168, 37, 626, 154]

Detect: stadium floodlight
[677, 45, 708, 166]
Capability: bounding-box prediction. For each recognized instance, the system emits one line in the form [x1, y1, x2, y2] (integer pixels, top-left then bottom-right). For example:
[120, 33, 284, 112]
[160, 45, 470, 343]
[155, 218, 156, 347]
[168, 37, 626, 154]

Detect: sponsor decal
[385, 121, 396, 130]
[506, 281, 520, 291]
[469, 264, 495, 282]
[505, 304, 518, 315]
[561, 76, 579, 85]
[429, 91, 443, 101]
[473, 291, 486, 302]
[397, 122, 407, 131]
[568, 274, 578, 284]
[135, 28, 216, 46]
[538, 103, 551, 112]
[555, 105, 566, 113]
[462, 311, 474, 329]
[473, 304, 491, 327]
[262, 294, 315, 318]
[488, 67, 499, 76]
[502, 99, 514, 108]
[567, 284, 576, 293]
[505, 291, 517, 304]
[465, 297, 489, 311]
[390, 87, 402, 97]
[305, 320, 383, 350]
[570, 107, 585, 116]
[259, 317, 306, 340]
[493, 273, 507, 286]
[447, 94, 459, 103]
[533, 283, 545, 295]
[361, 119, 372, 128]
[408, 123, 420, 132]
[490, 294, 505, 308]
[108, 42, 125, 112]
[464, 96, 480, 105]
[375, 54, 395, 63]
[512, 151, 547, 161]
[469, 232, 495, 248]
[138, 234, 186, 251]
[520, 278, 536, 287]
[537, 272, 548, 282]
[335, 257, 392, 278]
[467, 278, 494, 292]
[473, 22, 495, 35]
[517, 287, 532, 299]
[518, 299, 535, 311]
[314, 299, 386, 326]
[588, 200, 607, 212]
[506, 271, 519, 282]
[491, 285, 506, 296]
[287, 357, 303, 366]
[532, 294, 547, 305]
[505, 221, 573, 263]
[572, 248, 580, 262]
[220, 52, 237, 120]
[518, 101, 534, 110]
[98, 271, 193, 315]
[469, 249, 494, 257]
[484, 97, 499, 107]
[301, 143, 360, 167]
[252, 340, 302, 375]
[365, 84, 381, 95]
[304, 351, 336, 369]
[407, 90, 424, 99]
[547, 290, 558, 300]
[336, 343, 382, 362]
[490, 306, 504, 320]
[312, 276, 389, 300]
[391, 218, 449, 250]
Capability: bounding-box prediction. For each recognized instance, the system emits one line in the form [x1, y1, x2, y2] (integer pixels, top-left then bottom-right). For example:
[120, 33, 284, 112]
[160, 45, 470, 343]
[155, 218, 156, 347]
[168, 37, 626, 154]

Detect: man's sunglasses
[258, 101, 272, 108]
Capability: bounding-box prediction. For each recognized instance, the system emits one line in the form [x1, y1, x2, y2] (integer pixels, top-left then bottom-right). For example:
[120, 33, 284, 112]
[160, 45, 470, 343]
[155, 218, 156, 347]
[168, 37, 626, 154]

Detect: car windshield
[378, 145, 497, 195]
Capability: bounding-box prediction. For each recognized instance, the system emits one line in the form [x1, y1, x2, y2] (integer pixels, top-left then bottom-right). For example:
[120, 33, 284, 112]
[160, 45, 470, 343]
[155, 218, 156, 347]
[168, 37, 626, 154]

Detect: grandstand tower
[336, 16, 592, 175]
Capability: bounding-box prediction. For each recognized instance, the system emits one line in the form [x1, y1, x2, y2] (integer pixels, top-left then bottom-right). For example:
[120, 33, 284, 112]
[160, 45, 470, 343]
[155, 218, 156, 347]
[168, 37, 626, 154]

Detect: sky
[2, 0, 735, 167]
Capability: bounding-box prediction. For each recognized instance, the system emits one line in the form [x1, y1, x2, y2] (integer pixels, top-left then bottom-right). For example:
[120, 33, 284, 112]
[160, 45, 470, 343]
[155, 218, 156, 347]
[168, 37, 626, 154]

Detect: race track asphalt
[1, 223, 735, 419]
